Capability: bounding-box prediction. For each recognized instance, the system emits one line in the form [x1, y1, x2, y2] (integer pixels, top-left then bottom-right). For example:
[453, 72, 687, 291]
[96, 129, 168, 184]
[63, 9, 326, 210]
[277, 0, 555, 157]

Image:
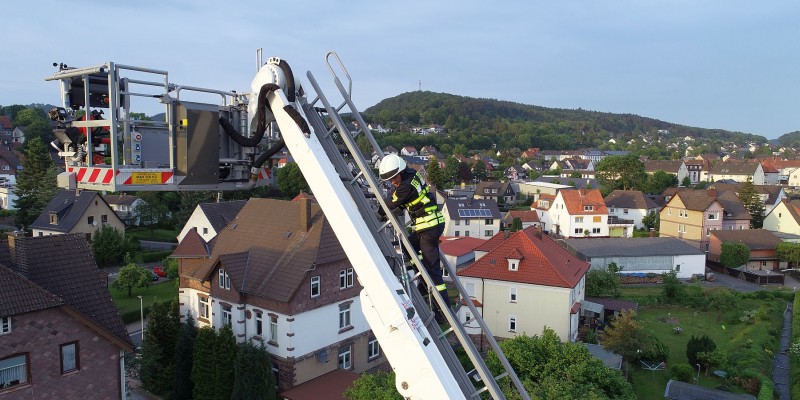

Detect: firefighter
[378, 154, 451, 323]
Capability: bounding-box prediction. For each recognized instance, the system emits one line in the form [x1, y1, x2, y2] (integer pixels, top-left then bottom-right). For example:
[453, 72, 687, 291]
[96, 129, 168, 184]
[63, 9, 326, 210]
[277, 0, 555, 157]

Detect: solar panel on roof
[458, 209, 492, 218]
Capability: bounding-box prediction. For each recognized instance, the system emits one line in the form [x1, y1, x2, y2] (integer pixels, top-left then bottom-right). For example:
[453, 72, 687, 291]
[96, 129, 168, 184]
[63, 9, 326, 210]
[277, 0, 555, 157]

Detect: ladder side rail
[270, 89, 466, 400]
[440, 255, 532, 400]
[305, 72, 510, 399]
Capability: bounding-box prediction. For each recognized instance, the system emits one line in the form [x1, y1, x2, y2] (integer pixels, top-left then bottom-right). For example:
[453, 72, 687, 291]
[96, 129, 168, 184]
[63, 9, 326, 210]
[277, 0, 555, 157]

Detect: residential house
[520, 148, 539, 159]
[514, 181, 570, 204]
[0, 185, 17, 211]
[548, 188, 609, 238]
[10, 127, 25, 144]
[711, 183, 786, 216]
[0, 146, 21, 184]
[642, 159, 688, 183]
[457, 226, 590, 343]
[767, 159, 800, 186]
[0, 116, 13, 138]
[582, 150, 629, 166]
[177, 199, 247, 243]
[708, 229, 783, 271]
[561, 237, 705, 279]
[550, 157, 594, 177]
[400, 146, 418, 156]
[102, 194, 143, 226]
[683, 158, 707, 184]
[473, 181, 515, 206]
[532, 194, 555, 233]
[504, 165, 527, 181]
[761, 162, 780, 185]
[0, 233, 133, 398]
[439, 236, 486, 281]
[659, 189, 724, 251]
[174, 198, 387, 392]
[763, 199, 800, 241]
[30, 189, 125, 239]
[501, 210, 541, 231]
[442, 198, 502, 239]
[382, 146, 398, 155]
[532, 176, 598, 190]
[715, 190, 752, 230]
[603, 190, 659, 230]
[707, 161, 765, 185]
[367, 123, 389, 134]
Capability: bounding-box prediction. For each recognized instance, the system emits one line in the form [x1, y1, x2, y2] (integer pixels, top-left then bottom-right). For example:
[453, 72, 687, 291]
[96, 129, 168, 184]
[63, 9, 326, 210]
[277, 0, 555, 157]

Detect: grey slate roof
[0, 234, 132, 349]
[0, 264, 63, 317]
[30, 189, 118, 232]
[716, 190, 751, 220]
[198, 200, 247, 233]
[664, 380, 755, 400]
[710, 229, 782, 250]
[709, 161, 759, 175]
[103, 193, 139, 207]
[604, 190, 659, 210]
[562, 237, 705, 258]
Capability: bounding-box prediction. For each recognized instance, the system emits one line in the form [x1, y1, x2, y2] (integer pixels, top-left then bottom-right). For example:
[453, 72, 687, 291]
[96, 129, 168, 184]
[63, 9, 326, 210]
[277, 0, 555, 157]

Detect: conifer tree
[232, 340, 276, 400]
[172, 313, 198, 400]
[192, 327, 218, 400]
[141, 301, 180, 395]
[214, 324, 237, 400]
[737, 178, 765, 228]
[426, 157, 446, 189]
[14, 137, 57, 228]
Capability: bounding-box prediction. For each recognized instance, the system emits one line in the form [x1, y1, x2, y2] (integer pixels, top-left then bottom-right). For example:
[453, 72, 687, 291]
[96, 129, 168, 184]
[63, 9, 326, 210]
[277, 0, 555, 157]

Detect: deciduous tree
[91, 225, 132, 268]
[594, 154, 646, 196]
[276, 162, 310, 198]
[344, 371, 402, 400]
[111, 262, 150, 297]
[720, 241, 750, 269]
[776, 242, 800, 269]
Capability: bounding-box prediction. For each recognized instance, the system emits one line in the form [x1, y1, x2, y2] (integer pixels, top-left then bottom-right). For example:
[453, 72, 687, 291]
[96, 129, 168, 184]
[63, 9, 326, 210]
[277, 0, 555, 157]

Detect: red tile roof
[0, 116, 12, 129]
[173, 227, 210, 258]
[505, 210, 540, 223]
[559, 189, 608, 215]
[458, 227, 589, 288]
[440, 236, 486, 257]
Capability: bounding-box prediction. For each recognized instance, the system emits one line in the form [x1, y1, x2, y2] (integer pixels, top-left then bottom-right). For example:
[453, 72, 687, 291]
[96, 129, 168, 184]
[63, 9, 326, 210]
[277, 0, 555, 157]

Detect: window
[583, 205, 593, 211]
[668, 208, 672, 215]
[623, 208, 629, 215]
[485, 219, 494, 225]
[269, 315, 278, 344]
[465, 219, 470, 225]
[455, 220, 460, 226]
[675, 264, 681, 272]
[255, 311, 263, 336]
[508, 259, 519, 271]
[368, 337, 380, 359]
[509, 287, 517, 302]
[706, 228, 710, 236]
[485, 230, 494, 237]
[49, 214, 57, 224]
[339, 268, 354, 289]
[465, 312, 472, 323]
[575, 228, 583, 235]
[60, 342, 79, 374]
[338, 345, 352, 370]
[218, 269, 230, 290]
[0, 317, 9, 335]
[455, 231, 460, 237]
[0, 353, 29, 390]
[491, 188, 498, 194]
[87, 216, 94, 225]
[575, 216, 584, 223]
[708, 213, 717, 220]
[339, 303, 352, 330]
[311, 276, 320, 298]
[592, 227, 601, 234]
[221, 305, 232, 326]
[762, 261, 768, 267]
[465, 231, 470, 237]
[202, 227, 208, 235]
[509, 316, 517, 332]
[101, 214, 108, 223]
[198, 296, 209, 319]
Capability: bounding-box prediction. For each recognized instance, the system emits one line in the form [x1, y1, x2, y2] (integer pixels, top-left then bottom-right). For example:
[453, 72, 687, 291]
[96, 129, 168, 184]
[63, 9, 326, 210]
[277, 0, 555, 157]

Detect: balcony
[607, 216, 634, 226]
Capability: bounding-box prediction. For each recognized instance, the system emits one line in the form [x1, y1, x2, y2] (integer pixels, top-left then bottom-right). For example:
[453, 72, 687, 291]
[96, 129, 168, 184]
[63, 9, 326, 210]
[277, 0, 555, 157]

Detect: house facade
[548, 188, 609, 238]
[457, 227, 589, 344]
[659, 189, 724, 251]
[175, 198, 387, 391]
[500, 210, 541, 231]
[102, 194, 143, 226]
[474, 181, 516, 206]
[708, 229, 783, 271]
[442, 198, 502, 239]
[30, 190, 125, 239]
[708, 162, 765, 185]
[764, 199, 800, 238]
[604, 190, 659, 230]
[0, 234, 133, 399]
[643, 159, 688, 183]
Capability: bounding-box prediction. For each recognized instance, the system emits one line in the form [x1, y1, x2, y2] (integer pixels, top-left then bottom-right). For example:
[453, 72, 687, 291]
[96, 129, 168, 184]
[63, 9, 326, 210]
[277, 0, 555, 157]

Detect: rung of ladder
[348, 171, 364, 185]
[438, 326, 455, 339]
[494, 372, 509, 381]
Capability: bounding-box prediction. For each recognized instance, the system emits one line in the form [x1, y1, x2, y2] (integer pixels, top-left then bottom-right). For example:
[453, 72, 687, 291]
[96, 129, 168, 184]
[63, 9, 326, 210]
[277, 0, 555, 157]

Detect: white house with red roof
[549, 188, 609, 238]
[439, 236, 486, 281]
[457, 227, 590, 343]
[400, 146, 418, 156]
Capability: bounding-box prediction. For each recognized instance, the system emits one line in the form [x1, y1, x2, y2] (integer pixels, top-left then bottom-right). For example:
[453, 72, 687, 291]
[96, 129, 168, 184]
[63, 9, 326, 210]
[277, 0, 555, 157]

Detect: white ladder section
[269, 52, 530, 400]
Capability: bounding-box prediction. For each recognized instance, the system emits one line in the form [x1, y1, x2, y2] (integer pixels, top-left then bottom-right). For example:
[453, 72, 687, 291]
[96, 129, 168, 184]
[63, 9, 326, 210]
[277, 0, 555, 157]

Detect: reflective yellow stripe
[436, 284, 447, 292]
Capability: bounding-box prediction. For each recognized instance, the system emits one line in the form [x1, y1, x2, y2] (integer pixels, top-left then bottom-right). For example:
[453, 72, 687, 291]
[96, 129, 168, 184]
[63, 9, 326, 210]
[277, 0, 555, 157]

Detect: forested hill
[362, 91, 767, 151]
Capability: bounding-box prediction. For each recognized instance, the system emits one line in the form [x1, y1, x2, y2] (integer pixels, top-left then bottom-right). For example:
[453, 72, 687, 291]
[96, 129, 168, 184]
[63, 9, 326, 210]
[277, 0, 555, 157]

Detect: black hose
[219, 83, 280, 147]
[276, 59, 296, 103]
[253, 137, 286, 169]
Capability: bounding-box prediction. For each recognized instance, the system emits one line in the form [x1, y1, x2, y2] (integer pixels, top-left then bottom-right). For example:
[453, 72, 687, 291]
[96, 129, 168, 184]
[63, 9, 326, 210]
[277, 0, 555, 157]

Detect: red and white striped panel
[66, 166, 117, 185]
[256, 167, 271, 180]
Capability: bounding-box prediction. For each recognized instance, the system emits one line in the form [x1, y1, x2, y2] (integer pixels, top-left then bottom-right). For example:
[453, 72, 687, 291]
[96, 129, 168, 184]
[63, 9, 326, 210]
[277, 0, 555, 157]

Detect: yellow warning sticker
[131, 172, 161, 184]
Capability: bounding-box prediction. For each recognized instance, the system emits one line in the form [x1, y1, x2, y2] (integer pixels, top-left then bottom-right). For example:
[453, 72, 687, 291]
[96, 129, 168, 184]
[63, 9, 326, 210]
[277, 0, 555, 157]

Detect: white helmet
[379, 154, 406, 180]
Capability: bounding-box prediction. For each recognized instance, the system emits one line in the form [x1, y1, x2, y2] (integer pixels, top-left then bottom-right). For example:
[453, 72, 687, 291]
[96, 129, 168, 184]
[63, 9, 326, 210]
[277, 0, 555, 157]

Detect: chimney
[707, 188, 717, 198]
[504, 230, 510, 240]
[299, 197, 312, 232]
[649, 228, 656, 238]
[7, 230, 26, 275]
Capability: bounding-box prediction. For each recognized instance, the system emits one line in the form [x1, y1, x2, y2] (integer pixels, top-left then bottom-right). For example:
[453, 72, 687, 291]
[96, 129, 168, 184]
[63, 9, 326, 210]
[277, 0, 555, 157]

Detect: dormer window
[508, 259, 519, 271]
[583, 205, 593, 211]
[49, 213, 58, 224]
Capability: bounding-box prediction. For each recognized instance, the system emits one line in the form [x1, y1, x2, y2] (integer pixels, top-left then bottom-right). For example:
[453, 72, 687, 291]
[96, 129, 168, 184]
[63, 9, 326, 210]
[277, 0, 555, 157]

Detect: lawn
[110, 280, 179, 324]
[616, 286, 787, 399]
[127, 227, 180, 243]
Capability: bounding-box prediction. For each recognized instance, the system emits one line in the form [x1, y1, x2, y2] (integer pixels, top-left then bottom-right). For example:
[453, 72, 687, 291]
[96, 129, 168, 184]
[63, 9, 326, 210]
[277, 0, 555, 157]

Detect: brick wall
[0, 307, 123, 399]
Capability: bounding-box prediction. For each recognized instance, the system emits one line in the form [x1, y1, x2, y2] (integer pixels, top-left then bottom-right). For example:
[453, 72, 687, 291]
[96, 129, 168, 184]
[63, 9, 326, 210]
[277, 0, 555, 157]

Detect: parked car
[153, 266, 167, 278]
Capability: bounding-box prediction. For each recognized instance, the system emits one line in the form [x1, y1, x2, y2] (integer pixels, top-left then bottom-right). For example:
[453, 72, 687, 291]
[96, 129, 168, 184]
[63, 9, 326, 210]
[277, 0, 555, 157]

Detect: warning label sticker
[131, 172, 162, 184]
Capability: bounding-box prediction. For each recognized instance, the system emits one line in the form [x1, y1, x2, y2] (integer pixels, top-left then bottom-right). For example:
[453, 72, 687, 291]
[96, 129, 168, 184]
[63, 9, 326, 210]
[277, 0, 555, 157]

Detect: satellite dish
[93, 221, 98, 226]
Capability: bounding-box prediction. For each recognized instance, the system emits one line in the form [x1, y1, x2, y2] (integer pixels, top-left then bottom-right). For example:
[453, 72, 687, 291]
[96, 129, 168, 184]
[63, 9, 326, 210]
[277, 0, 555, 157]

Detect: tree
[720, 241, 750, 269]
[737, 178, 765, 228]
[510, 217, 523, 232]
[585, 262, 621, 297]
[594, 154, 646, 196]
[140, 300, 180, 395]
[661, 271, 685, 301]
[600, 309, 669, 379]
[173, 313, 198, 400]
[681, 176, 692, 187]
[276, 162, 310, 198]
[91, 225, 132, 268]
[642, 211, 659, 231]
[426, 158, 446, 189]
[471, 160, 486, 180]
[344, 371, 402, 400]
[707, 288, 736, 322]
[111, 262, 150, 297]
[443, 155, 460, 186]
[231, 340, 277, 400]
[487, 328, 635, 399]
[14, 137, 58, 228]
[776, 242, 800, 269]
[13, 107, 47, 126]
[134, 192, 170, 233]
[214, 324, 237, 400]
[645, 170, 678, 195]
[192, 327, 218, 400]
[23, 118, 55, 145]
[686, 335, 716, 368]
[696, 348, 727, 375]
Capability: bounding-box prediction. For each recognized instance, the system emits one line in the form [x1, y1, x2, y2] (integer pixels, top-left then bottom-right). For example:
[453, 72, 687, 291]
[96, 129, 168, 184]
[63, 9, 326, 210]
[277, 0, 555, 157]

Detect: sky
[1, 1, 798, 139]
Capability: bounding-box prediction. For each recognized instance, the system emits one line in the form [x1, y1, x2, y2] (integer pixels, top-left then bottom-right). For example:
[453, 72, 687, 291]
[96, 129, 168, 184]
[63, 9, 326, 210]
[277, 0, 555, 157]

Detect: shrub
[758, 377, 774, 400]
[670, 364, 694, 383]
[687, 335, 716, 367]
[755, 307, 770, 322]
[740, 310, 757, 324]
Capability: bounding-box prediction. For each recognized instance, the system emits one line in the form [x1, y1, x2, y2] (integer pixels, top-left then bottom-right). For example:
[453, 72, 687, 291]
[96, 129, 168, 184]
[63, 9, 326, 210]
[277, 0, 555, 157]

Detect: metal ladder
[295, 52, 530, 400]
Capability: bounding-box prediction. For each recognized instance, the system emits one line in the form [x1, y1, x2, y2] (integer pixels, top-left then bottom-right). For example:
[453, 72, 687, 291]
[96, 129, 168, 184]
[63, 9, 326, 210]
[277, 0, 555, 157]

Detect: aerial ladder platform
[46, 52, 530, 400]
